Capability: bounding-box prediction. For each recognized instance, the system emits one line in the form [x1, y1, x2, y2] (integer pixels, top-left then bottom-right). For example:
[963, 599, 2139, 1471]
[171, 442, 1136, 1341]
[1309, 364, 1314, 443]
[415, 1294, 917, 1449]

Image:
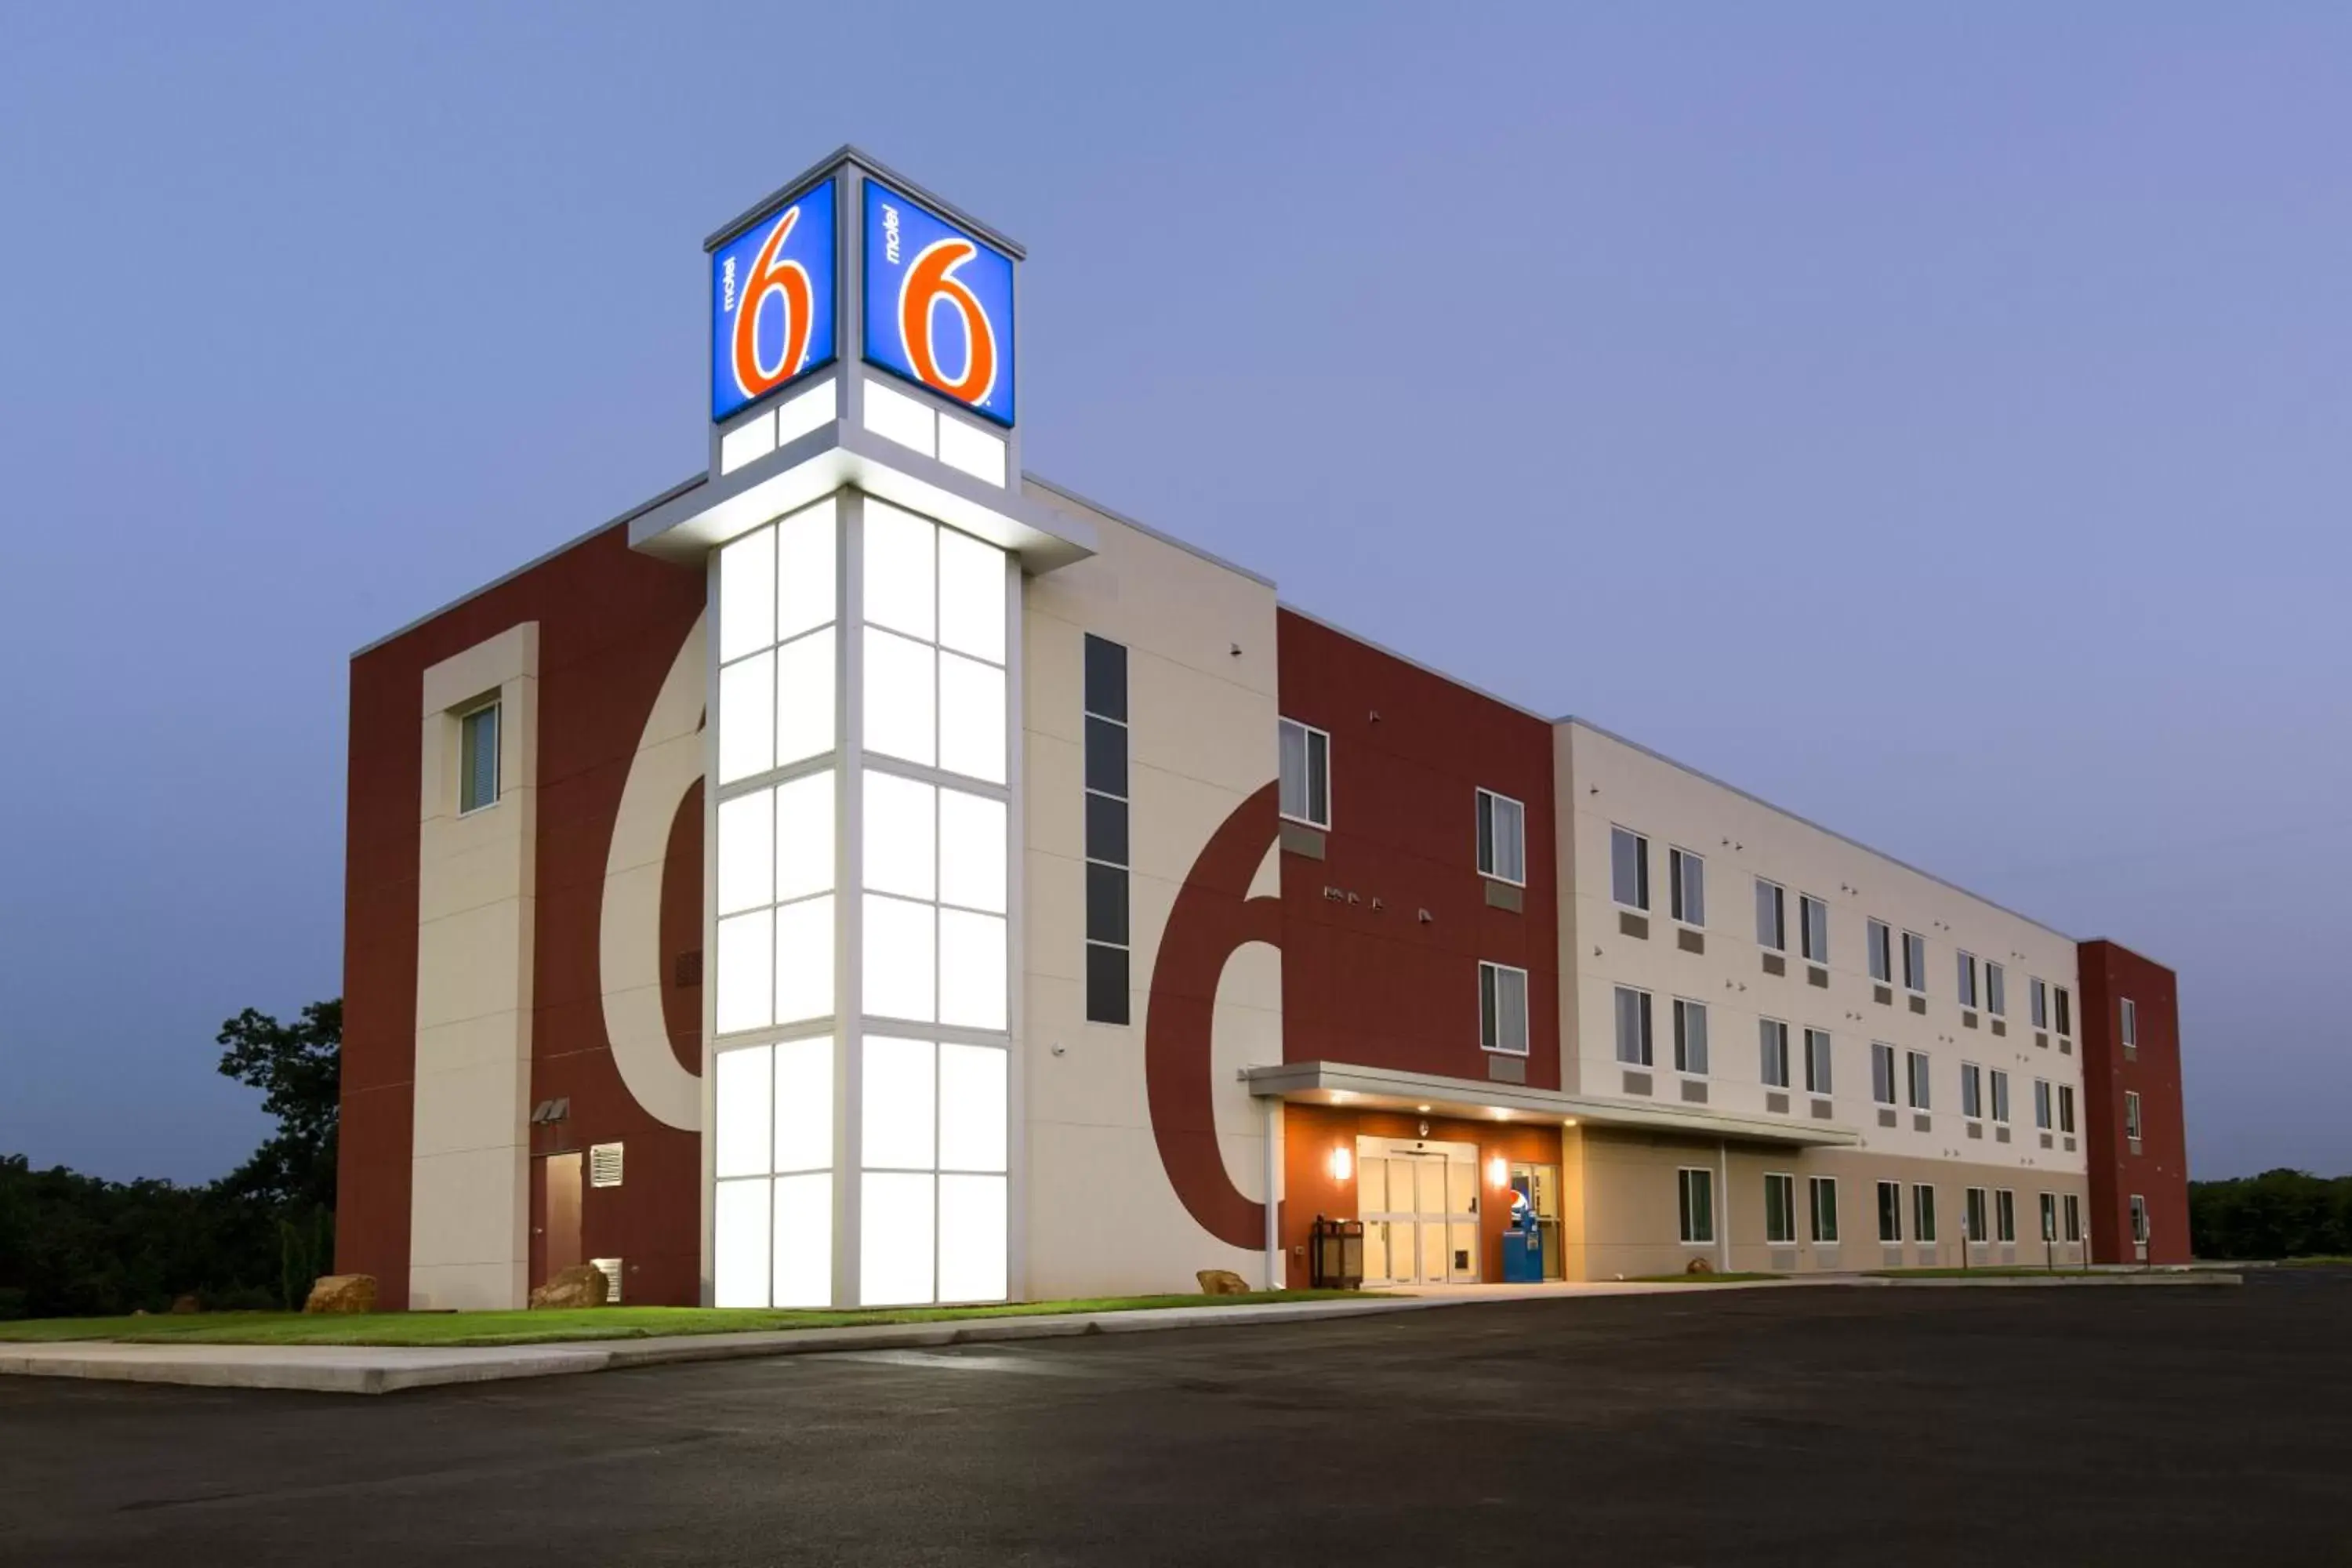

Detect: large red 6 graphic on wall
[898, 238, 998, 407]
[731, 208, 814, 401]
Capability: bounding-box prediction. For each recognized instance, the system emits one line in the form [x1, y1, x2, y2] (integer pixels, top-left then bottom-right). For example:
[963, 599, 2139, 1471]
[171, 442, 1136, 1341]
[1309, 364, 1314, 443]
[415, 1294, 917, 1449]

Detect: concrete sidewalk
[0, 1272, 2234, 1396]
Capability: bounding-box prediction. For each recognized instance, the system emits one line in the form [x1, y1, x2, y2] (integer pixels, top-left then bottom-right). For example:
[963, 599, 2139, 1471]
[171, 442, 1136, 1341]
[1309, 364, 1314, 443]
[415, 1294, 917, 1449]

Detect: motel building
[337, 148, 2190, 1313]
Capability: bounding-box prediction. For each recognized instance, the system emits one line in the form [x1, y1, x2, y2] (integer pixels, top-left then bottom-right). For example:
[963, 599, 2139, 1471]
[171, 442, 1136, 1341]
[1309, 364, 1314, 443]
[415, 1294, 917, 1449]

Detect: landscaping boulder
[169, 1294, 203, 1315]
[303, 1274, 379, 1315]
[1196, 1269, 1252, 1297]
[530, 1264, 612, 1310]
[1685, 1256, 1715, 1276]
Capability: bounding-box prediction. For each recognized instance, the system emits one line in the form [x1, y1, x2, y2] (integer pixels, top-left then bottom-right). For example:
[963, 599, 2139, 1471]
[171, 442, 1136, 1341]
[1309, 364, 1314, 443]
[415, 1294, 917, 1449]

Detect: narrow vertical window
[1995, 1189, 2016, 1243]
[1479, 962, 1530, 1055]
[1610, 826, 1649, 910]
[1906, 1050, 1932, 1110]
[1805, 1029, 1834, 1094]
[1991, 1069, 2010, 1124]
[1764, 1173, 1795, 1243]
[1876, 1181, 1902, 1243]
[1083, 634, 1130, 1025]
[1668, 847, 1705, 926]
[1871, 1043, 1896, 1106]
[2059, 1083, 2077, 1134]
[1867, 920, 1893, 984]
[1755, 879, 1785, 950]
[1965, 1186, 1989, 1244]
[1277, 717, 1330, 829]
[1809, 1178, 1840, 1243]
[1986, 962, 2006, 1017]
[1913, 1185, 1938, 1243]
[459, 700, 500, 814]
[1961, 1062, 1983, 1120]
[1902, 931, 1927, 993]
[1671, 998, 1709, 1075]
[2121, 996, 2138, 1047]
[2034, 1080, 2053, 1130]
[1678, 1167, 1715, 1244]
[2031, 977, 2049, 1029]
[1799, 895, 1829, 964]
[1957, 952, 1979, 1009]
[2054, 985, 2073, 1036]
[2038, 1192, 2057, 1243]
[1475, 789, 1526, 884]
[2063, 1193, 2082, 1242]
[2125, 1090, 2142, 1142]
[1614, 985, 1653, 1066]
[1759, 1018, 1790, 1089]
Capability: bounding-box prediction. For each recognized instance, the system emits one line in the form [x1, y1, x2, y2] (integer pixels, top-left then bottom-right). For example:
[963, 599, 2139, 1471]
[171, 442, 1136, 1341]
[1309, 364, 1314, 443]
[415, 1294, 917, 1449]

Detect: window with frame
[1668, 847, 1705, 926]
[2059, 1083, 2077, 1134]
[1957, 951, 1979, 1009]
[1809, 1176, 1840, 1243]
[1867, 919, 1893, 983]
[1671, 998, 1709, 1075]
[1902, 931, 1927, 993]
[1759, 1018, 1791, 1090]
[1277, 717, 1330, 829]
[1610, 826, 1649, 910]
[2063, 1193, 2082, 1243]
[1986, 962, 2006, 1017]
[2054, 985, 2073, 1037]
[2131, 1194, 2149, 1243]
[1964, 1185, 1989, 1243]
[1799, 895, 1829, 964]
[1083, 635, 1131, 1025]
[1678, 1167, 1715, 1244]
[1995, 1189, 2017, 1244]
[2030, 976, 2049, 1029]
[2038, 1192, 2058, 1243]
[2122, 996, 2138, 1047]
[459, 699, 500, 814]
[1475, 789, 1526, 884]
[1479, 962, 1530, 1056]
[1960, 1062, 1983, 1120]
[1876, 1180, 1902, 1243]
[1991, 1069, 2010, 1124]
[1755, 878, 1785, 950]
[1913, 1184, 1938, 1243]
[2034, 1080, 2053, 1129]
[2125, 1090, 2142, 1142]
[1906, 1050, 1932, 1110]
[1764, 1172, 1797, 1243]
[1804, 1029, 1834, 1094]
[1871, 1042, 1896, 1106]
[1614, 985, 1653, 1066]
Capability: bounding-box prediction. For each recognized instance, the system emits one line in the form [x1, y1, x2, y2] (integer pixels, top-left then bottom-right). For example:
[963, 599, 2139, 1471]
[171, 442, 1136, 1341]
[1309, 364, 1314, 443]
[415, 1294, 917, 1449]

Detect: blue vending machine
[1503, 1181, 1544, 1283]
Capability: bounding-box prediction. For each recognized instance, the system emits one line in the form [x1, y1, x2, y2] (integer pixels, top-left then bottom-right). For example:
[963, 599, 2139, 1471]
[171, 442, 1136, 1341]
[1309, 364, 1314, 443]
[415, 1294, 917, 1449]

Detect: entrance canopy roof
[1246, 1061, 1861, 1149]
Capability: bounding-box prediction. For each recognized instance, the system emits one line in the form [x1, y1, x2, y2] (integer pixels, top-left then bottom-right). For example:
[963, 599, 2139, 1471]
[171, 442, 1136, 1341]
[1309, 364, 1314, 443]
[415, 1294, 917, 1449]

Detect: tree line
[0, 1001, 339, 1319]
[2188, 1170, 2352, 1262]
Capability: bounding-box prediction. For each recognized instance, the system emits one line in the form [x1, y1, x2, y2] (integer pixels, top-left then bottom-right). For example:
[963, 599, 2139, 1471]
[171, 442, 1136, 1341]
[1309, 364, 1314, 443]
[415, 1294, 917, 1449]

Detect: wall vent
[591, 1257, 623, 1305]
[589, 1142, 625, 1189]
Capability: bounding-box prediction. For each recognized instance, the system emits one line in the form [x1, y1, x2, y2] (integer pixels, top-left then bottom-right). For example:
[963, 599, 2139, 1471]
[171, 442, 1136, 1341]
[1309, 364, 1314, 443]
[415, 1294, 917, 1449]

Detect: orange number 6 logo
[898, 238, 997, 407]
[731, 208, 813, 400]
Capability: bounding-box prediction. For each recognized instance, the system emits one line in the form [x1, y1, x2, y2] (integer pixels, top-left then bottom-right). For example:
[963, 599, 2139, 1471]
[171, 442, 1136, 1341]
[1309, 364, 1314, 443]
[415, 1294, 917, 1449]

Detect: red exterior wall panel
[2076, 939, 2189, 1264]
[1274, 611, 1560, 1089]
[338, 521, 708, 1305]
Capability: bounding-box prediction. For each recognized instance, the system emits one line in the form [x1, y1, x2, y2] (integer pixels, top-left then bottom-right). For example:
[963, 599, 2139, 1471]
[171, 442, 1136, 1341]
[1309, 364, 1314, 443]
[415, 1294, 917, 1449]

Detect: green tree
[214, 1000, 341, 1212]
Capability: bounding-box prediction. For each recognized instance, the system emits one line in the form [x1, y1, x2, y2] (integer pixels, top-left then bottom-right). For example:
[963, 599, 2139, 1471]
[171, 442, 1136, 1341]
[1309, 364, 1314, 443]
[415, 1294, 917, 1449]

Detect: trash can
[1308, 1216, 1364, 1290]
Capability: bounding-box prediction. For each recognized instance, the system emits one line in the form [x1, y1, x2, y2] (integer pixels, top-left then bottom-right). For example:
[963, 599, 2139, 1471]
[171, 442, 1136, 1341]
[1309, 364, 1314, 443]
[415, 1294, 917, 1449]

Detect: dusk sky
[2, 5, 2344, 1185]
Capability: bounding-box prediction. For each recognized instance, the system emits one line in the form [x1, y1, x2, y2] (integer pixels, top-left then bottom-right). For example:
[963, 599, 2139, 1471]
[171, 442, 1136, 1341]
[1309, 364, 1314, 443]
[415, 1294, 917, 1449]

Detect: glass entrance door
[1356, 1138, 1480, 1284]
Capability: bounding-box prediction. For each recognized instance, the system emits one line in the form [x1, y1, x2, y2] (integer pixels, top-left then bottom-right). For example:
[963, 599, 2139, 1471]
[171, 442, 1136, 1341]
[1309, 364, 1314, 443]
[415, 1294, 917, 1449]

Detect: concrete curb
[0, 1272, 2239, 1396]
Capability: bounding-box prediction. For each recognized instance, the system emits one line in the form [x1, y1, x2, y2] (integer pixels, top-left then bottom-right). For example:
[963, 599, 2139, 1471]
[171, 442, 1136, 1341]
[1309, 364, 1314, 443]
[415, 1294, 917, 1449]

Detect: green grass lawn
[0, 1290, 1375, 1348]
[0, 1288, 1374, 1354]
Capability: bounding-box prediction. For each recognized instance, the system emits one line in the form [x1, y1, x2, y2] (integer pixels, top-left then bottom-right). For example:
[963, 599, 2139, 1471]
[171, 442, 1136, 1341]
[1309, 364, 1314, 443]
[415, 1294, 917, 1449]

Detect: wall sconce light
[1486, 1155, 1510, 1188]
[1562, 1116, 1579, 1127]
[1328, 1145, 1353, 1182]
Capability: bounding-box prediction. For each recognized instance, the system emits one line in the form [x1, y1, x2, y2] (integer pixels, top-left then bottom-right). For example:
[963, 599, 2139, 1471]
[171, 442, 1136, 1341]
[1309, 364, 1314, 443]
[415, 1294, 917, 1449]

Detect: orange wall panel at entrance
[2076, 940, 2189, 1265]
[339, 521, 708, 1305]
[1274, 612, 1561, 1088]
[1280, 1104, 1563, 1287]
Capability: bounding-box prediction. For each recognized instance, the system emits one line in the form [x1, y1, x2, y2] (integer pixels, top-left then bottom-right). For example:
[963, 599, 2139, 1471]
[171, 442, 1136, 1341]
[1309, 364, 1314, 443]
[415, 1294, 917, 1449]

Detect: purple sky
[2, 6, 2344, 1185]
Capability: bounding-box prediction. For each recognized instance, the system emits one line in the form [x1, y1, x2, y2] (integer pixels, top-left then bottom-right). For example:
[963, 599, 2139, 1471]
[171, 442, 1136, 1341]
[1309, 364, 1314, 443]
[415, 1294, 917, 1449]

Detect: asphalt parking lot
[3, 1272, 2347, 1567]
